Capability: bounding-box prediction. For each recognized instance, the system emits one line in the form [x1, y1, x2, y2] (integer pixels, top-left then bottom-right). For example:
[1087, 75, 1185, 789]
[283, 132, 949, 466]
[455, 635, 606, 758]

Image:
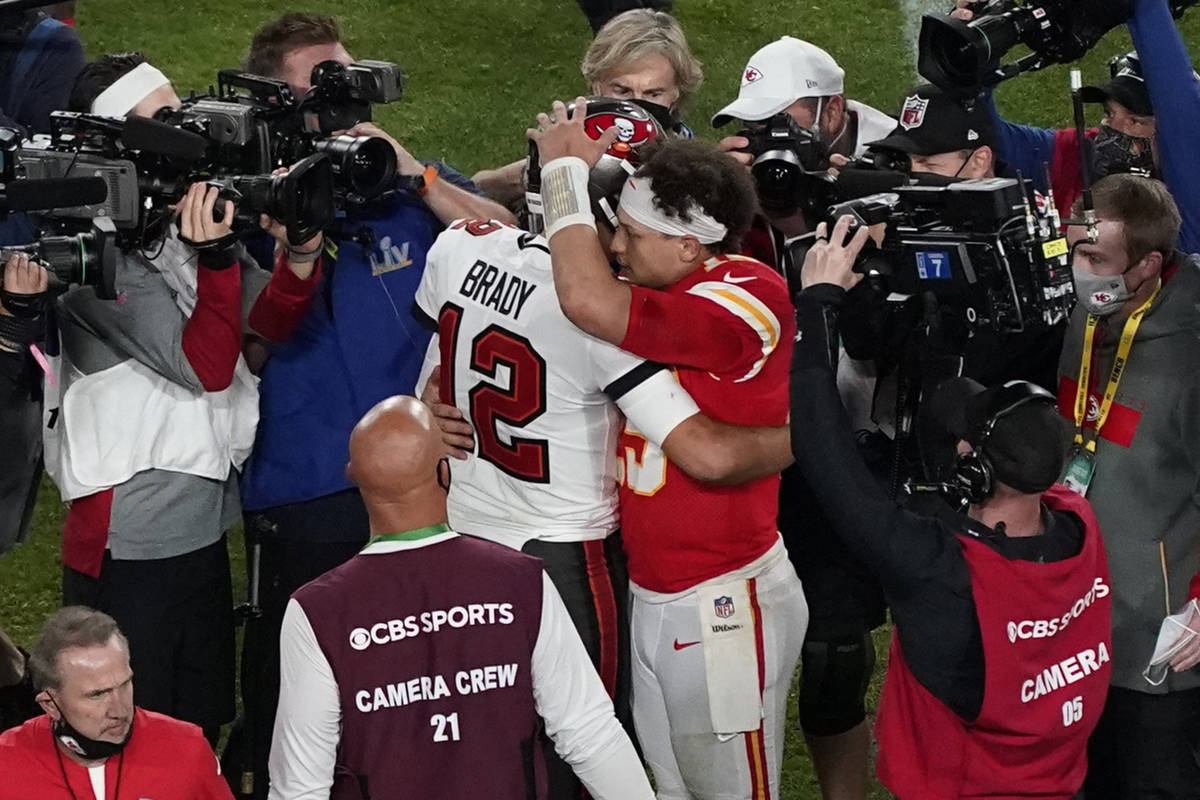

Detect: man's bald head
[347, 396, 444, 501]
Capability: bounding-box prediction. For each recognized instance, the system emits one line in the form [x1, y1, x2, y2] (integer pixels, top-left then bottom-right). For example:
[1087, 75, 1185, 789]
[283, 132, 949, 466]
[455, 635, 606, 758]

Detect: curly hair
[633, 138, 758, 253]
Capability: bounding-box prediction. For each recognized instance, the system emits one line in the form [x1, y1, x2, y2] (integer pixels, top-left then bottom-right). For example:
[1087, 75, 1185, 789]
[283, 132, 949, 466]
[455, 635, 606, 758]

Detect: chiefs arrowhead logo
[899, 94, 928, 130]
[744, 66, 762, 83]
[584, 112, 656, 158]
[1091, 291, 1117, 304]
[1086, 395, 1101, 423]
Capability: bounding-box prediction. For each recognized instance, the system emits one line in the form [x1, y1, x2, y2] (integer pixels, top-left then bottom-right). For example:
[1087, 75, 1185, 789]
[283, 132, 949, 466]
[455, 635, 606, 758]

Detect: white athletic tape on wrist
[619, 176, 727, 244]
[91, 62, 170, 118]
[540, 156, 596, 238]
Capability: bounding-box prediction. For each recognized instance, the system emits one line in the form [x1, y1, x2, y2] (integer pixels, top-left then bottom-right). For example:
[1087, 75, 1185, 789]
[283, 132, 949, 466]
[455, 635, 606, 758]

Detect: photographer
[791, 215, 1112, 800]
[44, 53, 323, 746]
[713, 37, 895, 253]
[0, 253, 48, 557]
[954, 0, 1200, 251]
[233, 12, 518, 798]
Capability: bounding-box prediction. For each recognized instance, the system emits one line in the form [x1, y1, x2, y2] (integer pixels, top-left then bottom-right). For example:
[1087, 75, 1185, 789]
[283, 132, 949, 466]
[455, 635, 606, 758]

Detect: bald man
[268, 396, 653, 800]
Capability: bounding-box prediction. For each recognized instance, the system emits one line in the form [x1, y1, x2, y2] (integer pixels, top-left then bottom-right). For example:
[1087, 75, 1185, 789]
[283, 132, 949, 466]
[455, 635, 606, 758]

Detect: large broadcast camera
[800, 177, 1074, 335]
[4, 58, 404, 298]
[918, 0, 1197, 91]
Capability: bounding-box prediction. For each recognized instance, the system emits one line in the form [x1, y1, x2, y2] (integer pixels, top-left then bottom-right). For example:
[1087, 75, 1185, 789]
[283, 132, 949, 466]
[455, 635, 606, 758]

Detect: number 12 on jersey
[439, 302, 551, 483]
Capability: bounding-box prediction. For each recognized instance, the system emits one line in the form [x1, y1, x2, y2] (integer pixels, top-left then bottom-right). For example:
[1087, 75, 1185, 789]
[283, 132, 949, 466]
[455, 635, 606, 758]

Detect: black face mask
[1093, 124, 1155, 180]
[50, 698, 133, 760]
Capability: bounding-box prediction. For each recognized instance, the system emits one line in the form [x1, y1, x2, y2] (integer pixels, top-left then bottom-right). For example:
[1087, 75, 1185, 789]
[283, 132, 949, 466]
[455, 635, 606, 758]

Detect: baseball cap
[711, 37, 845, 128]
[1079, 53, 1153, 117]
[925, 377, 1067, 495]
[867, 84, 995, 156]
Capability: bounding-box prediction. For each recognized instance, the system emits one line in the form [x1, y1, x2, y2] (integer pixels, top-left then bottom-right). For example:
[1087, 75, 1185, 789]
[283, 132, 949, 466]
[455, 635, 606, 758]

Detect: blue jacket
[241, 167, 472, 511]
[987, 0, 1200, 252]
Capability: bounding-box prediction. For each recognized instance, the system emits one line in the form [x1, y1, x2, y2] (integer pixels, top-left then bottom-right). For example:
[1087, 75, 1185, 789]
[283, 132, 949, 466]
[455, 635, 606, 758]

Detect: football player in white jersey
[413, 99, 790, 800]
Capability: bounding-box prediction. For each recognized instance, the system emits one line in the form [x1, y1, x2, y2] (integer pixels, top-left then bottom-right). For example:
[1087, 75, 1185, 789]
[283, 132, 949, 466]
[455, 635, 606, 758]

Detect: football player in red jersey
[530, 98, 807, 800]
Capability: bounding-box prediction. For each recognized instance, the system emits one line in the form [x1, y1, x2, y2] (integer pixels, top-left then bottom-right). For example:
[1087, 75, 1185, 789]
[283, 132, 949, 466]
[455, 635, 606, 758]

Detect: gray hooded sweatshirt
[1057, 252, 1200, 693]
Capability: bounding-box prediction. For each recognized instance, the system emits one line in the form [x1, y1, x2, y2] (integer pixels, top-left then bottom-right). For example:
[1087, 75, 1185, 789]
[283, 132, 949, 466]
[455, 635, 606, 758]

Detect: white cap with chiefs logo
[712, 36, 845, 127]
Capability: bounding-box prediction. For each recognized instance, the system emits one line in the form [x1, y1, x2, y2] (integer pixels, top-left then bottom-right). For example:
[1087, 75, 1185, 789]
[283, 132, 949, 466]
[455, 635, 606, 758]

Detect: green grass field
[3, 1, 1199, 797]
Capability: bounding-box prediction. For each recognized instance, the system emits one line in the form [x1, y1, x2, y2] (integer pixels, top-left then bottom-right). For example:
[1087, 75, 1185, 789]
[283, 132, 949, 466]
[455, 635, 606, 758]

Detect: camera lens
[314, 135, 398, 198]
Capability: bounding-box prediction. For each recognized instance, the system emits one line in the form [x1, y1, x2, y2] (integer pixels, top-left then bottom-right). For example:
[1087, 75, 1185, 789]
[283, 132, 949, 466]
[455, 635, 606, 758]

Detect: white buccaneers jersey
[414, 219, 699, 549]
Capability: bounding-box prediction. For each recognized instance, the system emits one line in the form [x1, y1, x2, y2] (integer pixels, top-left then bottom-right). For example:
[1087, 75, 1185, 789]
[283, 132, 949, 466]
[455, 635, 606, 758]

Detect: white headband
[91, 62, 170, 118]
[618, 176, 728, 244]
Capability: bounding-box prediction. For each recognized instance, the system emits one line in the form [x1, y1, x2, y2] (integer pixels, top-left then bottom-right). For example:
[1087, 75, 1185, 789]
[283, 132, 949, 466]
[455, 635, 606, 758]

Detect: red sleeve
[62, 489, 113, 578]
[182, 265, 242, 391]
[620, 284, 767, 373]
[1189, 561, 1200, 603]
[247, 249, 322, 342]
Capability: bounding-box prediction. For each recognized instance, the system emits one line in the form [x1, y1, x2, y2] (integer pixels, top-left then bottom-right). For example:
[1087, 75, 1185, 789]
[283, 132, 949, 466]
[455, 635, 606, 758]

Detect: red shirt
[0, 709, 233, 800]
[616, 254, 794, 592]
[876, 486, 1112, 799]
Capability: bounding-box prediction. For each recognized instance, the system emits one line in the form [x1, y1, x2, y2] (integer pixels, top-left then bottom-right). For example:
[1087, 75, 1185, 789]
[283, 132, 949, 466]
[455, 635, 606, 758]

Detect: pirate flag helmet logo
[526, 97, 663, 233]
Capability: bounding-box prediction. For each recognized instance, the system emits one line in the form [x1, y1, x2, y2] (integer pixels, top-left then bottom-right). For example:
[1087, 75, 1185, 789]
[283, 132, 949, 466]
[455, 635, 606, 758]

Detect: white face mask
[1071, 266, 1133, 316]
[1143, 598, 1200, 686]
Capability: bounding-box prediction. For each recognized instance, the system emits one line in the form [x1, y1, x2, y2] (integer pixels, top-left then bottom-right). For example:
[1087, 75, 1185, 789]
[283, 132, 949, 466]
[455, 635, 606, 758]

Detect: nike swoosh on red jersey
[673, 639, 701, 651]
[723, 272, 756, 284]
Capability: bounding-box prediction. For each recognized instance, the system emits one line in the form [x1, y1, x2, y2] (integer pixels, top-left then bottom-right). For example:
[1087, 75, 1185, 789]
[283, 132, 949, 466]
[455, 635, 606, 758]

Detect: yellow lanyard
[1073, 281, 1161, 451]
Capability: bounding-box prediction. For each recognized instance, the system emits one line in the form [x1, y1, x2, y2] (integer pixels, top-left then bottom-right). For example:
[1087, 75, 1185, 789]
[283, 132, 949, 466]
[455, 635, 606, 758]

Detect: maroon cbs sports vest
[876, 486, 1113, 800]
[296, 529, 548, 800]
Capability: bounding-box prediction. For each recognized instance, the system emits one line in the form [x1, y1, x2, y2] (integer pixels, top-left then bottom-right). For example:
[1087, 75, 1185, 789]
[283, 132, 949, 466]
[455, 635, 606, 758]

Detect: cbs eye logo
[349, 627, 372, 651]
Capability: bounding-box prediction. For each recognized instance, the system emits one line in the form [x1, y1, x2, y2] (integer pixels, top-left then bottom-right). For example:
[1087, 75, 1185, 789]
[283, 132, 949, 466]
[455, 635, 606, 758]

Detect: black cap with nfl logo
[868, 84, 996, 156]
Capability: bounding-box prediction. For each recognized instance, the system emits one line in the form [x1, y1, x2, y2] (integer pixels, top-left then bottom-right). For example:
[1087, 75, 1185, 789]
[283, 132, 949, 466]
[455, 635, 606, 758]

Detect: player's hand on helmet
[178, 182, 234, 244]
[717, 135, 753, 168]
[801, 215, 872, 291]
[526, 97, 618, 169]
[421, 366, 476, 460]
[336, 121, 423, 177]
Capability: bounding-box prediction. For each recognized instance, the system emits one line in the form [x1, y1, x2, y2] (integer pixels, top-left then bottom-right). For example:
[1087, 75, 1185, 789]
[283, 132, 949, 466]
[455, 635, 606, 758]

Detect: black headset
[951, 380, 1057, 505]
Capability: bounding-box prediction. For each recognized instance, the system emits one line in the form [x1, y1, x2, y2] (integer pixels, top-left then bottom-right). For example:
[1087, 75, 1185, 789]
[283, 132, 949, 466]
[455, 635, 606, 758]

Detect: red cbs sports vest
[876, 486, 1112, 800]
[296, 535, 547, 800]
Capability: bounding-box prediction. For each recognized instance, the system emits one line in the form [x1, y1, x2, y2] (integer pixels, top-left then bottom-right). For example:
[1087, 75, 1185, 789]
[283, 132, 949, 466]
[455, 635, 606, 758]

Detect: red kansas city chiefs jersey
[617, 253, 794, 592]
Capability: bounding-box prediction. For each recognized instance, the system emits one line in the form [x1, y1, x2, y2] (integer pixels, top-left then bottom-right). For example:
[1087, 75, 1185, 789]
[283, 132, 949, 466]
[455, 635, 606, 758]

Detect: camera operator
[44, 54, 323, 747]
[1055, 174, 1200, 798]
[0, 253, 48, 557]
[953, 0, 1200, 252]
[472, 8, 703, 210]
[791, 215, 1112, 800]
[232, 12, 518, 798]
[864, 84, 1066, 390]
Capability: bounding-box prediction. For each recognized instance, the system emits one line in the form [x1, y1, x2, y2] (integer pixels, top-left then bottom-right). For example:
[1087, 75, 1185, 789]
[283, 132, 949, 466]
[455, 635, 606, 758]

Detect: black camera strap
[0, 311, 43, 350]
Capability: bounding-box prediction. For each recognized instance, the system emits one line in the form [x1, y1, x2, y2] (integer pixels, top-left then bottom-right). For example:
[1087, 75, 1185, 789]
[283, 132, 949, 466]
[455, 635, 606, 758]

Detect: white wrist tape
[540, 156, 595, 239]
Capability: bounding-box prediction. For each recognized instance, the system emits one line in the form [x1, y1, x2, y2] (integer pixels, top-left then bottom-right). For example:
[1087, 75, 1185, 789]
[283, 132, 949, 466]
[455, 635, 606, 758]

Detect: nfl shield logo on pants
[714, 596, 735, 618]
